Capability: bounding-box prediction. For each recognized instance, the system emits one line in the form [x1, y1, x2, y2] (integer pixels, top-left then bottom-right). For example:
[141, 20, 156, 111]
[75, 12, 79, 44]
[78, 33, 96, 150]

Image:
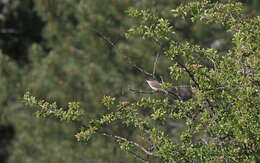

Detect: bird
[146, 78, 182, 100]
[146, 78, 168, 94]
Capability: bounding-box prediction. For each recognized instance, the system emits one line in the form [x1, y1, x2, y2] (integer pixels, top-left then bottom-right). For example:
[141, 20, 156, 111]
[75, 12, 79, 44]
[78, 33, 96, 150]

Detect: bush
[24, 0, 260, 162]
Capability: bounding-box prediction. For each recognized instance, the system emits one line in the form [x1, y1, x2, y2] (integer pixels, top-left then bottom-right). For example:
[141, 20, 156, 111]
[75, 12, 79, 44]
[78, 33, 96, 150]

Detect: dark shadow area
[0, 124, 15, 163]
[0, 0, 45, 64]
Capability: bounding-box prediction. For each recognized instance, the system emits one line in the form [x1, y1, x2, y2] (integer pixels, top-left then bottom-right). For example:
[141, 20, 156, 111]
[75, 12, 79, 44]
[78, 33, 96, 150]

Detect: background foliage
[1, 0, 259, 162]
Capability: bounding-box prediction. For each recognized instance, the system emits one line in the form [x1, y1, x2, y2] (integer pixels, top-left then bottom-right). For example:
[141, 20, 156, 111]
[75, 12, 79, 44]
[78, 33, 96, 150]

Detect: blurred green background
[0, 0, 259, 162]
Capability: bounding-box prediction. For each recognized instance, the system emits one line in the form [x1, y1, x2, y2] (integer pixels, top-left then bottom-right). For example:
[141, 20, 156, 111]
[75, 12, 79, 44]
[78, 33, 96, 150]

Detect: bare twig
[138, 135, 154, 146]
[68, 46, 88, 55]
[172, 84, 233, 91]
[128, 151, 148, 162]
[153, 52, 160, 78]
[133, 65, 153, 77]
[93, 30, 117, 49]
[0, 28, 17, 34]
[160, 76, 164, 83]
[102, 133, 153, 156]
[177, 62, 200, 89]
[89, 27, 165, 83]
[205, 86, 232, 91]
[129, 88, 154, 94]
[207, 57, 217, 71]
[171, 85, 192, 88]
[168, 91, 182, 101]
[87, 28, 120, 49]
[89, 29, 153, 79]
[176, 61, 215, 115]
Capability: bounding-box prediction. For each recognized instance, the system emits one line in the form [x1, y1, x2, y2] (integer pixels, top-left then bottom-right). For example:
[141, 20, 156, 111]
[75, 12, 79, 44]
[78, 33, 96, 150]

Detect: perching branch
[129, 88, 154, 94]
[102, 133, 154, 156]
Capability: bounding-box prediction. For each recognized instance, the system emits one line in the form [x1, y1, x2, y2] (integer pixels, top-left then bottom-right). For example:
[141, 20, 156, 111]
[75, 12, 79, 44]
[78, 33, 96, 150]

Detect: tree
[22, 0, 260, 162]
[2, 0, 182, 162]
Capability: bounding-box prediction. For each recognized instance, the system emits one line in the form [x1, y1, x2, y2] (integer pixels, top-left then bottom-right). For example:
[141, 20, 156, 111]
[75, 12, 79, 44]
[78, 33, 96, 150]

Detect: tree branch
[93, 30, 117, 49]
[133, 65, 153, 77]
[68, 46, 89, 55]
[102, 133, 153, 156]
[176, 61, 216, 115]
[128, 150, 148, 162]
[168, 91, 182, 101]
[177, 62, 200, 89]
[129, 88, 154, 94]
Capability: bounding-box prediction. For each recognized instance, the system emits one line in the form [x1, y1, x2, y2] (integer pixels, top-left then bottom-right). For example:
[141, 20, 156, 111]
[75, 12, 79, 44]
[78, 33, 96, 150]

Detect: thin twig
[153, 52, 160, 78]
[207, 57, 217, 71]
[134, 65, 153, 77]
[89, 27, 164, 82]
[88, 28, 119, 49]
[171, 85, 192, 88]
[68, 46, 88, 55]
[176, 61, 215, 115]
[102, 133, 153, 156]
[205, 86, 232, 91]
[177, 62, 200, 89]
[0, 28, 17, 34]
[129, 88, 154, 94]
[168, 91, 182, 101]
[93, 30, 117, 49]
[128, 150, 148, 162]
[160, 76, 164, 83]
[138, 136, 154, 146]
[173, 84, 233, 91]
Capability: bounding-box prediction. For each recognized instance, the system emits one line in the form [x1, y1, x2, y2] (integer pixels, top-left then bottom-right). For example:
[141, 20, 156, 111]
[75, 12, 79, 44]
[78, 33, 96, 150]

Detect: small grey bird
[146, 79, 183, 100]
[146, 79, 168, 94]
